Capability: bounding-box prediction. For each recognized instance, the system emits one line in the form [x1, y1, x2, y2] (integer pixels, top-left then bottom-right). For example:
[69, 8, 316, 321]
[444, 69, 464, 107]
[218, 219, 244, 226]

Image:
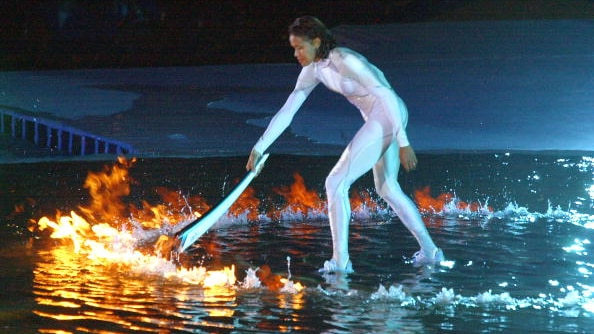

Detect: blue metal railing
[1, 108, 134, 156]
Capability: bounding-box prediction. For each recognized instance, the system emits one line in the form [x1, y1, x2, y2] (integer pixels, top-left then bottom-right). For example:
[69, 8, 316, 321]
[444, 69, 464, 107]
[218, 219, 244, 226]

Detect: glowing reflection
[203, 286, 237, 317]
[15, 150, 594, 332]
[587, 184, 594, 201]
[274, 290, 306, 333]
[30, 158, 315, 332]
[563, 238, 590, 255]
[33, 245, 244, 331]
[578, 267, 592, 276]
[34, 246, 163, 329]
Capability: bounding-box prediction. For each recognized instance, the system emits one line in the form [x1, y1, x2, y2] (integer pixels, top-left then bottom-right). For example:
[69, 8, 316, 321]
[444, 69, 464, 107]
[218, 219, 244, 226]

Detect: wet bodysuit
[252, 47, 437, 271]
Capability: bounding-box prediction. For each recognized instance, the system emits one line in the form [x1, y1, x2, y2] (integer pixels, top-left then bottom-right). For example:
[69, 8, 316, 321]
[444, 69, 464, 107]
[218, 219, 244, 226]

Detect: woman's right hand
[399, 145, 418, 172]
[246, 149, 262, 171]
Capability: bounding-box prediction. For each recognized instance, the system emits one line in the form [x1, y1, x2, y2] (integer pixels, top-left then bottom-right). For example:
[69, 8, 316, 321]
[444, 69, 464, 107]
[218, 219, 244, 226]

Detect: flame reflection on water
[8, 153, 594, 332]
[33, 245, 244, 332]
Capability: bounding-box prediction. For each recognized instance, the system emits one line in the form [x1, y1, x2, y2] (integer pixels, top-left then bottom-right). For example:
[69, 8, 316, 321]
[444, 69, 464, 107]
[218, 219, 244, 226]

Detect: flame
[37, 211, 91, 253]
[273, 173, 325, 218]
[204, 265, 237, 287]
[13, 203, 25, 214]
[414, 187, 454, 214]
[350, 189, 379, 213]
[130, 187, 210, 229]
[254, 264, 304, 294]
[271, 173, 384, 219]
[256, 264, 284, 291]
[31, 157, 306, 292]
[229, 184, 260, 221]
[79, 156, 134, 223]
[414, 186, 492, 214]
[32, 158, 230, 286]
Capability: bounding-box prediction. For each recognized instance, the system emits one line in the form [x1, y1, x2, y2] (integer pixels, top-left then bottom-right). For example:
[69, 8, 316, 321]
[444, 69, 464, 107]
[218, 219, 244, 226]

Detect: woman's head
[288, 16, 336, 66]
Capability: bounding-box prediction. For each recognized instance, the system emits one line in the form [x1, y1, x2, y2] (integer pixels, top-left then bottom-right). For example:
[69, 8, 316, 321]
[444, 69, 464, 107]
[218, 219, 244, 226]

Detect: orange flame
[230, 185, 260, 221]
[255, 264, 283, 292]
[350, 189, 379, 213]
[79, 156, 134, 223]
[31, 158, 315, 291]
[273, 173, 324, 218]
[37, 210, 91, 253]
[31, 158, 224, 283]
[414, 186, 492, 214]
[414, 187, 453, 214]
[130, 187, 210, 229]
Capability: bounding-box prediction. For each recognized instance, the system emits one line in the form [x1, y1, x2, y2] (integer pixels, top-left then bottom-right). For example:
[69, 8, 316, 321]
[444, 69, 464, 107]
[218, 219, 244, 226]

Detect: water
[1, 152, 594, 333]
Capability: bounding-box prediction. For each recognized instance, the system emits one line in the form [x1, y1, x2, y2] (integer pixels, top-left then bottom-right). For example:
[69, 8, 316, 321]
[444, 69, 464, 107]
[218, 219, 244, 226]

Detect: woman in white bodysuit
[246, 16, 443, 273]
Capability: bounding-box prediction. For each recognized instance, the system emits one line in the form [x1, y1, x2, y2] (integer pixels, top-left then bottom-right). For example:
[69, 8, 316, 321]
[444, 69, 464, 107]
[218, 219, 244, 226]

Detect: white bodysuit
[253, 47, 436, 271]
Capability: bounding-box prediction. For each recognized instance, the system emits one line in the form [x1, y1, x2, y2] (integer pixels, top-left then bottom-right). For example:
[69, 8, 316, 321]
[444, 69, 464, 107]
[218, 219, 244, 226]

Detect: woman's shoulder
[329, 47, 369, 67]
[330, 47, 361, 58]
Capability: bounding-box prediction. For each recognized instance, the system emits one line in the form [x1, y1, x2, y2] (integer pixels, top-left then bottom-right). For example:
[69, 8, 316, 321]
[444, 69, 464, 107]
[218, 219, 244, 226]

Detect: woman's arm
[247, 66, 318, 170]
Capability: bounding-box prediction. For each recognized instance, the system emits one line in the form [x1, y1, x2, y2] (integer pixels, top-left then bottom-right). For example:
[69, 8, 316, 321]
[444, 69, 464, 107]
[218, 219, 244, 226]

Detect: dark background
[2, 0, 454, 70]
[2, 0, 594, 70]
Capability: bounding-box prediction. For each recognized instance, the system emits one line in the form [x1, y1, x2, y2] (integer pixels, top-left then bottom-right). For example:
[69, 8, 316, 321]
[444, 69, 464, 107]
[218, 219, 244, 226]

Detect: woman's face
[289, 34, 320, 67]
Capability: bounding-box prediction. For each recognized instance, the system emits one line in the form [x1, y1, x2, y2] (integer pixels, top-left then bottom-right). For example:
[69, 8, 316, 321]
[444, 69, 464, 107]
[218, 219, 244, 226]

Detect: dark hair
[289, 16, 336, 59]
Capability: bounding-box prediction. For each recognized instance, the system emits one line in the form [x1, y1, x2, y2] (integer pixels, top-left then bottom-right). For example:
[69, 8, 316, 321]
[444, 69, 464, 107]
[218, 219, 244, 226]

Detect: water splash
[364, 285, 594, 316]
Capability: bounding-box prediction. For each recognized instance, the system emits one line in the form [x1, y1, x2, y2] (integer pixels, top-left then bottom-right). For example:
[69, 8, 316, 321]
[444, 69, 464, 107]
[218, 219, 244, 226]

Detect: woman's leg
[373, 141, 439, 257]
[324, 118, 391, 271]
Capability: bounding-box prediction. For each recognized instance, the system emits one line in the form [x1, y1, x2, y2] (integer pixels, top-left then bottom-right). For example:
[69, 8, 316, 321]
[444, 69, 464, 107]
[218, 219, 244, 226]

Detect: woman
[246, 16, 443, 273]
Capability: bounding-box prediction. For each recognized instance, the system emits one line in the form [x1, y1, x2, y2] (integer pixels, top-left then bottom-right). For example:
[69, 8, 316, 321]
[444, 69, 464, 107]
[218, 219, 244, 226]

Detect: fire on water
[30, 157, 488, 292]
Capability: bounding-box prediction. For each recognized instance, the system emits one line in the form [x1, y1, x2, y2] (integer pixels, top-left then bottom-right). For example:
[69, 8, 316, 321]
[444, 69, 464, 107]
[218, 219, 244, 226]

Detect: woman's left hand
[399, 145, 418, 172]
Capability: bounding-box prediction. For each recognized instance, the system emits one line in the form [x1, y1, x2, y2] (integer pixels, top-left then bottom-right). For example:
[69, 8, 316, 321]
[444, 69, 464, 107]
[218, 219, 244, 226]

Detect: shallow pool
[1, 152, 593, 333]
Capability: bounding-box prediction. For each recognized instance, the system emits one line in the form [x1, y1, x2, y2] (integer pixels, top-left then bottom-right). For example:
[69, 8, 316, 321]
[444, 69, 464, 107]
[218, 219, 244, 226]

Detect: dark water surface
[1, 152, 593, 333]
